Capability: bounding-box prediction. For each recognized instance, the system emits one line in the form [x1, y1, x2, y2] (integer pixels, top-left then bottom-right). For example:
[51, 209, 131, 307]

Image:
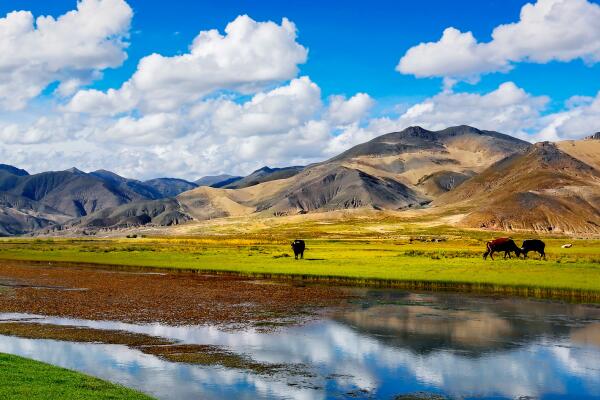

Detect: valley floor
[0, 353, 153, 400]
[2, 212, 600, 300]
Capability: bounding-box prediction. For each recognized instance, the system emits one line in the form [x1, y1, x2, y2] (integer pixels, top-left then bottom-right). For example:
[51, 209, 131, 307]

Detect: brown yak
[483, 238, 521, 260]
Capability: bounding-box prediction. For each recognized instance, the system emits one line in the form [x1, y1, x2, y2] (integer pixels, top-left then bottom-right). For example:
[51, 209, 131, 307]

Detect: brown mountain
[65, 125, 530, 230]
[435, 142, 600, 234]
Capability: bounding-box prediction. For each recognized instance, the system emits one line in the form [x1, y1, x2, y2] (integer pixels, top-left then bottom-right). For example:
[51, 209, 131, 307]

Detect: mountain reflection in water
[1, 290, 600, 399]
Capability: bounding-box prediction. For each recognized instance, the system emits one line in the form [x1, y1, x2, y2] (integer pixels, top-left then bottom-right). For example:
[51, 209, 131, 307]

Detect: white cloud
[8, 79, 593, 180]
[103, 113, 182, 145]
[395, 82, 549, 136]
[397, 27, 507, 81]
[0, 0, 132, 110]
[2, 8, 597, 182]
[67, 15, 308, 115]
[538, 91, 600, 141]
[327, 82, 550, 154]
[397, 0, 600, 82]
[327, 93, 374, 125]
[206, 76, 322, 136]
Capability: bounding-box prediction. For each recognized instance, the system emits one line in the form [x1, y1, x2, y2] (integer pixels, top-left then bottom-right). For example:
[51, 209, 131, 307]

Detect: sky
[0, 0, 599, 180]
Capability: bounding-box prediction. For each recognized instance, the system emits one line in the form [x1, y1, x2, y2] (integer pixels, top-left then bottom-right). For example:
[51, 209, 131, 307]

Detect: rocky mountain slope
[57, 125, 532, 231]
[0, 167, 196, 235]
[435, 142, 600, 234]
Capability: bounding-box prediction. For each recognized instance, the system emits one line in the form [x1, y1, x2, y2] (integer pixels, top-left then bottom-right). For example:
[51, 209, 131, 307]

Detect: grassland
[1, 213, 599, 300]
[0, 353, 153, 400]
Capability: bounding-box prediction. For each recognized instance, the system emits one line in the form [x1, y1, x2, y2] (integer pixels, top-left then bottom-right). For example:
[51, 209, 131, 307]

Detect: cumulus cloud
[205, 77, 322, 137]
[2, 6, 597, 181]
[326, 93, 374, 125]
[0, 0, 132, 110]
[395, 82, 549, 136]
[67, 15, 308, 115]
[537, 91, 600, 141]
[326, 82, 551, 154]
[397, 0, 600, 82]
[103, 113, 183, 145]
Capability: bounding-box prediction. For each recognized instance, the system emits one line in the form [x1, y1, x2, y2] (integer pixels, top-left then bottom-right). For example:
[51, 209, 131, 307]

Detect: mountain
[7, 125, 599, 236]
[0, 169, 152, 218]
[435, 142, 600, 234]
[0, 164, 29, 177]
[556, 138, 600, 170]
[91, 170, 197, 198]
[161, 126, 530, 217]
[0, 168, 149, 235]
[0, 167, 197, 235]
[143, 178, 198, 198]
[90, 170, 163, 199]
[253, 164, 429, 213]
[0, 192, 70, 236]
[55, 125, 535, 231]
[62, 198, 191, 231]
[195, 174, 242, 188]
[222, 166, 304, 189]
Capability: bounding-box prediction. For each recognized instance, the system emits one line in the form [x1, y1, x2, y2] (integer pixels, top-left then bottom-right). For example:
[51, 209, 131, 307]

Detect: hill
[143, 178, 198, 198]
[195, 174, 242, 188]
[0, 167, 199, 235]
[222, 166, 304, 189]
[435, 142, 600, 234]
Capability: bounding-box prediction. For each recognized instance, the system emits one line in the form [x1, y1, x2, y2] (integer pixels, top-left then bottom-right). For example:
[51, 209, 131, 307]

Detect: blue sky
[6, 0, 599, 106]
[0, 0, 599, 179]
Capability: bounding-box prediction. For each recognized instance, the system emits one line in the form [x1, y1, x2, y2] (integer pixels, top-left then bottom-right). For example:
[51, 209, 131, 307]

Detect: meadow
[0, 353, 153, 400]
[1, 214, 599, 301]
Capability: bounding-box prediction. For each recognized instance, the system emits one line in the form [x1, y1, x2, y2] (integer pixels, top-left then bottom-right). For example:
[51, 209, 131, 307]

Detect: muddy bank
[0, 260, 349, 328]
[0, 321, 310, 376]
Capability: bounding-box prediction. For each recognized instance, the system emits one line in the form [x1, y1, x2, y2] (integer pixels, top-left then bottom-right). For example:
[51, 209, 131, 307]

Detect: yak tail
[483, 242, 491, 260]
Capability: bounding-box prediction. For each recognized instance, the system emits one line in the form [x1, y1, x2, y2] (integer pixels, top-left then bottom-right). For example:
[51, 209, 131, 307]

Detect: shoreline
[2, 257, 600, 303]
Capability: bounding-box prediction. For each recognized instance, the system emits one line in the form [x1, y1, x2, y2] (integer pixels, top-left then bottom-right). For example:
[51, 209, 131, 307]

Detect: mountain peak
[65, 167, 85, 175]
[252, 166, 274, 174]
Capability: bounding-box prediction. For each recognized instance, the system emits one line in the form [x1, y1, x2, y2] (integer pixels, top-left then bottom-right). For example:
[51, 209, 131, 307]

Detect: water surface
[2, 290, 600, 399]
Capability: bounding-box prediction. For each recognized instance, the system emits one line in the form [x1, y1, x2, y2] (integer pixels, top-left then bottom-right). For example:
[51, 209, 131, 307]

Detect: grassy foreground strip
[0, 236, 599, 300]
[0, 353, 153, 400]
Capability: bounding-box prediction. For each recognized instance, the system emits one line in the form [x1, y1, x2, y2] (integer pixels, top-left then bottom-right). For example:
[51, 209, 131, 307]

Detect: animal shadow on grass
[304, 258, 326, 261]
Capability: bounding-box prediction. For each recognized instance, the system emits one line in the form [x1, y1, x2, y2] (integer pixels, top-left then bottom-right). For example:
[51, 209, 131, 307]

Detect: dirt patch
[0, 260, 349, 328]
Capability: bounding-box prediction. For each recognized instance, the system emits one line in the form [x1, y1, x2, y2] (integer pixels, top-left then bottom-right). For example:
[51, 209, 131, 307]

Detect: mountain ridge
[4, 125, 599, 236]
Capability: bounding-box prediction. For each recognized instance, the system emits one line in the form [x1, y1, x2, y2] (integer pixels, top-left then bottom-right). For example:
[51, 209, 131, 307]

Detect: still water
[1, 290, 600, 399]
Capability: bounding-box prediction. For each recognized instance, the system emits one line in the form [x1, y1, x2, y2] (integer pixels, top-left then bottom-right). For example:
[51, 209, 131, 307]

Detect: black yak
[291, 239, 305, 260]
[521, 239, 546, 260]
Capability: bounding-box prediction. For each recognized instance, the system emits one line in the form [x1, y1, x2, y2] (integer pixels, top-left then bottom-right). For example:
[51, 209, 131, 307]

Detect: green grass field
[1, 224, 599, 300]
[0, 353, 153, 400]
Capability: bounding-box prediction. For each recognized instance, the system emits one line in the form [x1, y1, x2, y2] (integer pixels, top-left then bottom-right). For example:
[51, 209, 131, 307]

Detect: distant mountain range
[0, 167, 198, 235]
[2, 125, 599, 236]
